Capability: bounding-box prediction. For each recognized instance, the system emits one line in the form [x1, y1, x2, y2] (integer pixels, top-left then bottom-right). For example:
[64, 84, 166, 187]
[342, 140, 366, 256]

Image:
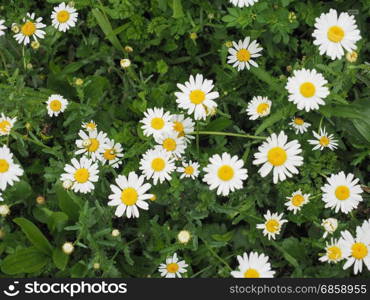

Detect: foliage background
[0, 0, 369, 278]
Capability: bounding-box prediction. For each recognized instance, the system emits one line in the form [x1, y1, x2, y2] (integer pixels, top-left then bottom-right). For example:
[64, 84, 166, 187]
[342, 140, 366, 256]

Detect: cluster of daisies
[0, 2, 77, 46]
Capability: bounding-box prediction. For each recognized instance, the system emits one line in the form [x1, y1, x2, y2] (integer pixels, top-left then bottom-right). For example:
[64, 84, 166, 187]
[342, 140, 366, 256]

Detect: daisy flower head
[13, 13, 46, 45]
[0, 146, 24, 191]
[177, 160, 200, 179]
[285, 189, 310, 214]
[257, 210, 288, 240]
[319, 238, 348, 264]
[139, 148, 176, 185]
[107, 172, 152, 219]
[312, 9, 361, 60]
[170, 114, 195, 144]
[158, 253, 188, 278]
[321, 171, 363, 214]
[0, 114, 17, 136]
[51, 2, 78, 32]
[308, 128, 338, 151]
[82, 120, 97, 133]
[175, 74, 219, 121]
[286, 69, 329, 112]
[321, 218, 338, 238]
[75, 130, 108, 162]
[154, 131, 187, 158]
[46, 94, 68, 117]
[60, 156, 99, 194]
[253, 131, 303, 184]
[231, 251, 275, 278]
[227, 37, 263, 71]
[102, 139, 124, 168]
[246, 96, 271, 120]
[203, 152, 248, 196]
[289, 117, 311, 134]
[0, 19, 6, 36]
[229, 0, 259, 8]
[341, 230, 370, 275]
[140, 107, 172, 138]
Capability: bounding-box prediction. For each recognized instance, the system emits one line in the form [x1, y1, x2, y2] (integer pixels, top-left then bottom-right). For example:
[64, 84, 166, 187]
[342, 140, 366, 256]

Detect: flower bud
[111, 229, 120, 237]
[177, 230, 191, 244]
[321, 218, 338, 238]
[62, 242, 74, 255]
[120, 58, 131, 69]
[0, 204, 10, 217]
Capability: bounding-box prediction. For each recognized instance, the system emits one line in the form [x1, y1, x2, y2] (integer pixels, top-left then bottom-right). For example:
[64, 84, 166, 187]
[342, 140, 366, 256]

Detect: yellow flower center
[217, 165, 234, 181]
[319, 136, 330, 147]
[327, 26, 345, 43]
[173, 121, 184, 134]
[163, 138, 177, 151]
[0, 159, 10, 173]
[236, 49, 251, 62]
[327, 246, 342, 261]
[57, 10, 70, 23]
[103, 148, 116, 160]
[335, 185, 350, 201]
[166, 263, 179, 273]
[244, 268, 260, 278]
[87, 138, 99, 152]
[267, 147, 287, 166]
[120, 187, 138, 206]
[256, 103, 269, 115]
[74, 168, 89, 183]
[50, 100, 62, 112]
[86, 123, 96, 130]
[300, 82, 316, 98]
[21, 21, 36, 36]
[291, 194, 305, 207]
[351, 242, 368, 260]
[266, 219, 280, 233]
[151, 117, 165, 130]
[189, 89, 206, 105]
[184, 166, 194, 175]
[0, 120, 11, 133]
[294, 117, 304, 125]
[151, 158, 165, 172]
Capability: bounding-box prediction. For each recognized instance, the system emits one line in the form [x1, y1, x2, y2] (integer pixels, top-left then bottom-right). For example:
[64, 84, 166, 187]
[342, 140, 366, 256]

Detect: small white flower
[0, 19, 7, 36]
[51, 2, 78, 32]
[140, 107, 172, 138]
[229, 0, 259, 8]
[158, 253, 188, 278]
[46, 94, 68, 117]
[256, 210, 288, 240]
[62, 179, 73, 190]
[0, 113, 17, 136]
[321, 218, 338, 238]
[154, 131, 187, 158]
[289, 117, 311, 134]
[120, 58, 131, 68]
[227, 37, 263, 71]
[319, 238, 348, 264]
[177, 161, 200, 179]
[102, 139, 124, 168]
[308, 128, 338, 151]
[0, 145, 24, 191]
[246, 96, 271, 120]
[170, 114, 195, 144]
[177, 230, 191, 244]
[82, 120, 97, 133]
[75, 130, 108, 162]
[231, 251, 275, 278]
[285, 189, 310, 214]
[13, 12, 46, 45]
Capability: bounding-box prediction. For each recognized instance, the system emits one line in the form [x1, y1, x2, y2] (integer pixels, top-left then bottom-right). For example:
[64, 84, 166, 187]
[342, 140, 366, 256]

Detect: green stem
[201, 238, 232, 272]
[190, 131, 266, 140]
[196, 122, 200, 157]
[12, 131, 53, 150]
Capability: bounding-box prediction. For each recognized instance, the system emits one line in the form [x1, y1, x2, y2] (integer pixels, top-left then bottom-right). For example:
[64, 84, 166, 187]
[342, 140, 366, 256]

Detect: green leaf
[172, 0, 184, 19]
[47, 212, 69, 233]
[251, 68, 282, 93]
[56, 184, 80, 222]
[1, 247, 48, 275]
[204, 118, 232, 131]
[13, 218, 53, 256]
[52, 248, 69, 271]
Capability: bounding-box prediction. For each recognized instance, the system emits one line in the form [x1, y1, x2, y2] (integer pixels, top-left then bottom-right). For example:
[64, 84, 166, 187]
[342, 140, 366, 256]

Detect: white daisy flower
[0, 19, 6, 36]
[321, 218, 338, 238]
[341, 230, 370, 275]
[253, 131, 303, 184]
[229, 0, 259, 8]
[46, 94, 68, 117]
[286, 69, 329, 112]
[308, 128, 338, 151]
[82, 120, 97, 133]
[107, 172, 152, 218]
[312, 9, 361, 60]
[102, 139, 124, 168]
[356, 219, 370, 245]
[154, 131, 187, 158]
[319, 238, 348, 264]
[139, 148, 176, 185]
[158, 253, 188, 278]
[177, 161, 200, 179]
[170, 114, 195, 144]
[203, 152, 248, 196]
[289, 117, 311, 134]
[51, 2, 78, 32]
[13, 13, 46, 45]
[60, 156, 99, 194]
[0, 146, 24, 191]
[75, 130, 108, 162]
[227, 37, 263, 71]
[321, 171, 363, 214]
[285, 189, 310, 214]
[256, 210, 288, 240]
[246, 96, 271, 120]
[0, 113, 17, 136]
[140, 107, 172, 138]
[231, 251, 275, 278]
[175, 74, 219, 121]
